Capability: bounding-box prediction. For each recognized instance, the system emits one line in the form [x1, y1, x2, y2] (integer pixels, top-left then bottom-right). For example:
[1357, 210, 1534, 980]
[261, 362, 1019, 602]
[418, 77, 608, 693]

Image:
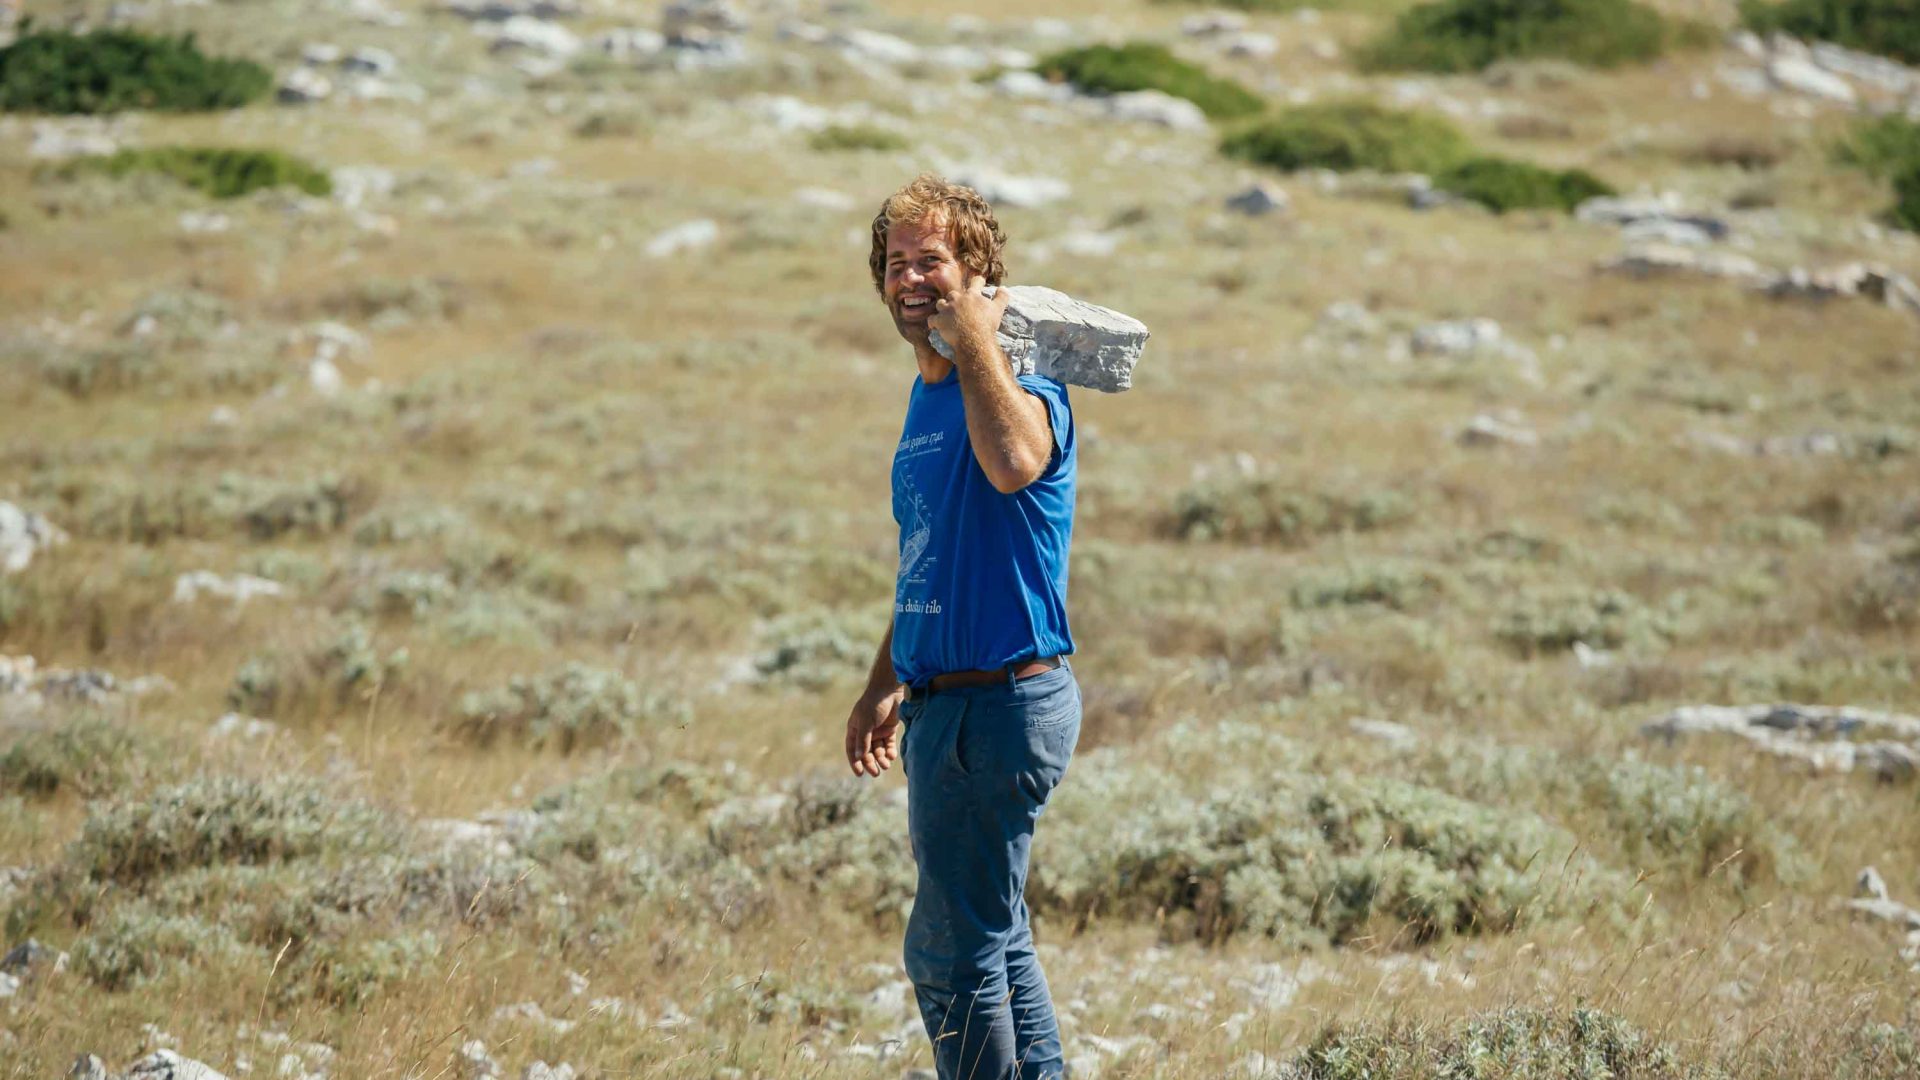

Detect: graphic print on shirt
[893, 427, 947, 618]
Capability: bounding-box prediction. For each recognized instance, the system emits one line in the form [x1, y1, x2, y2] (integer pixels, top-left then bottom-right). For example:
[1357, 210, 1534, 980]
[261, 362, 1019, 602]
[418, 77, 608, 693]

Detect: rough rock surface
[927, 285, 1150, 393]
[125, 1051, 230, 1080]
[172, 571, 286, 604]
[1643, 704, 1920, 781]
[0, 501, 67, 574]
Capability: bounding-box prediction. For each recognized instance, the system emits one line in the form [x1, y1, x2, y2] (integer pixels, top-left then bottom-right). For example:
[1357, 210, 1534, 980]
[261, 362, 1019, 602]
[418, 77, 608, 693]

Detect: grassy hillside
[0, 0, 1917, 1076]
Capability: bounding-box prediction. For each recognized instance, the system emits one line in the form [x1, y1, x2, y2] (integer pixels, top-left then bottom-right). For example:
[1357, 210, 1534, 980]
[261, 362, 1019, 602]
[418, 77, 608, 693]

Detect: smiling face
[882, 216, 969, 349]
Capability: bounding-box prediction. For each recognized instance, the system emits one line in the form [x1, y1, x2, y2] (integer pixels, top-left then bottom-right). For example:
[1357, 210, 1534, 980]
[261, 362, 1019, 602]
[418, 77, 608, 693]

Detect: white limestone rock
[0, 502, 67, 575]
[1767, 54, 1856, 103]
[645, 219, 718, 257]
[342, 45, 398, 75]
[1100, 89, 1208, 131]
[487, 15, 580, 57]
[173, 571, 286, 604]
[950, 168, 1070, 209]
[125, 1050, 229, 1080]
[1226, 182, 1288, 216]
[927, 285, 1150, 394]
[277, 67, 334, 104]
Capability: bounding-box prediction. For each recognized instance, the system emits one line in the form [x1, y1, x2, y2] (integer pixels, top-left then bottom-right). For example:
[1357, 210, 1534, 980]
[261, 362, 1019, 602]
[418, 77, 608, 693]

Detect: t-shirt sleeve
[1016, 373, 1072, 476]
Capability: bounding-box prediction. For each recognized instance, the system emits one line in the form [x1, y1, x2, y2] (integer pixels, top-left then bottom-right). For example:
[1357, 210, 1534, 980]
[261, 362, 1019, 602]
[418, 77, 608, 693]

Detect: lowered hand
[845, 687, 904, 777]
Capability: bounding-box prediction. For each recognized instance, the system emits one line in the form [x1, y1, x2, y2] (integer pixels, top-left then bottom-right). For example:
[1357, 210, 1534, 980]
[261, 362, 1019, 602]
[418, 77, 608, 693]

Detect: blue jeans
[899, 663, 1082, 1080]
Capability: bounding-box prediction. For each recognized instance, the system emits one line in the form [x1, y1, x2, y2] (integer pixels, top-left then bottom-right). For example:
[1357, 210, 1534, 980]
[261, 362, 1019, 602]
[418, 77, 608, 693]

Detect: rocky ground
[1, 0, 1918, 1076]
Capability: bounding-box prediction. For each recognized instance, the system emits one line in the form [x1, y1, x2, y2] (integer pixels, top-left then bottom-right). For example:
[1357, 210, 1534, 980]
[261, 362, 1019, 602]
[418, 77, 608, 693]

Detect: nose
[901, 266, 925, 289]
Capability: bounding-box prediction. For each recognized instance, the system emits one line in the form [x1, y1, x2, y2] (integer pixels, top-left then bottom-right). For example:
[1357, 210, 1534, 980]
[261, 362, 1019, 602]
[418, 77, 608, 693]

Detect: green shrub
[1290, 1007, 1726, 1079]
[1362, 0, 1672, 73]
[61, 146, 332, 199]
[1169, 478, 1417, 544]
[807, 124, 908, 152]
[69, 775, 395, 885]
[1220, 100, 1473, 174]
[1494, 587, 1673, 654]
[0, 27, 271, 114]
[1036, 42, 1264, 120]
[1289, 561, 1446, 610]
[1894, 164, 1920, 231]
[1835, 115, 1920, 179]
[72, 906, 247, 990]
[1740, 0, 1920, 65]
[229, 621, 407, 716]
[0, 714, 147, 797]
[452, 662, 683, 751]
[1434, 155, 1615, 212]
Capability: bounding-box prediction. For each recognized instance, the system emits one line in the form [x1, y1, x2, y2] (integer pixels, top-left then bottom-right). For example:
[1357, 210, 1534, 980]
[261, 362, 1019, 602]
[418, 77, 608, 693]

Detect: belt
[909, 656, 1063, 700]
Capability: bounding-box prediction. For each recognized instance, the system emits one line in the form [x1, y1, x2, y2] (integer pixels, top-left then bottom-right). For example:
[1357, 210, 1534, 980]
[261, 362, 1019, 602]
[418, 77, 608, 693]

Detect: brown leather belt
[914, 655, 1063, 698]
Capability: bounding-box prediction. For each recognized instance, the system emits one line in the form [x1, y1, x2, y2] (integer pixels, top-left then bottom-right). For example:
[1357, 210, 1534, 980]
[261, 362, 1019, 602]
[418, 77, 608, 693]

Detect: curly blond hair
[868, 173, 1008, 294]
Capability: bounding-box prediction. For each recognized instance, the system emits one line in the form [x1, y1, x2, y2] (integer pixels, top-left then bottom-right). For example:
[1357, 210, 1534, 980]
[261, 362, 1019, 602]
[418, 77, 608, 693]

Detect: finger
[968, 273, 985, 294]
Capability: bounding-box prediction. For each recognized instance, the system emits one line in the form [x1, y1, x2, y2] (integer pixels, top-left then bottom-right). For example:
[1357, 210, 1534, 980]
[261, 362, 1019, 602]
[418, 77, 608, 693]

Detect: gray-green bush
[452, 662, 682, 750]
[1289, 1007, 1726, 1079]
[1170, 478, 1417, 544]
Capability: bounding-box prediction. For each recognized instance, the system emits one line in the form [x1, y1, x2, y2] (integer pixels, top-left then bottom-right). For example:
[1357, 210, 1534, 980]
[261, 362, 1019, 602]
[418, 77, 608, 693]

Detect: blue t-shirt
[890, 368, 1076, 687]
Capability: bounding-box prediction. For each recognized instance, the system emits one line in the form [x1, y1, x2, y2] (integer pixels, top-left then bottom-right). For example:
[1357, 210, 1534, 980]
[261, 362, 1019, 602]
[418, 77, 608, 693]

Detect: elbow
[986, 454, 1047, 495]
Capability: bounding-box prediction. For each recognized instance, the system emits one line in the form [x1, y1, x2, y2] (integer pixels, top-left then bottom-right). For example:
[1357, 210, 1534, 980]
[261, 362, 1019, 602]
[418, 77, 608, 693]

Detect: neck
[909, 332, 951, 383]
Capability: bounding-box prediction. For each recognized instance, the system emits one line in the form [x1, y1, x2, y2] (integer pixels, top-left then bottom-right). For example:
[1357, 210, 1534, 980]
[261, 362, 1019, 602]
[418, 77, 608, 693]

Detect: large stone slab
[927, 285, 1149, 393]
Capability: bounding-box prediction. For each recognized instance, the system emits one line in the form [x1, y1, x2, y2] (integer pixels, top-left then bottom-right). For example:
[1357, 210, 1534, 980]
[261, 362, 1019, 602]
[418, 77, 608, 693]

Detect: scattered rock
[486, 15, 581, 57]
[1767, 263, 1920, 314]
[69, 1056, 108, 1080]
[1643, 704, 1920, 781]
[28, 118, 120, 159]
[1181, 12, 1247, 37]
[927, 284, 1150, 393]
[1576, 195, 1731, 243]
[172, 571, 286, 604]
[989, 69, 1072, 102]
[1858, 866, 1890, 902]
[949, 168, 1070, 209]
[492, 1000, 575, 1034]
[662, 0, 746, 37]
[0, 502, 68, 574]
[1225, 181, 1289, 216]
[1100, 89, 1208, 132]
[125, 1050, 230, 1080]
[1348, 717, 1417, 748]
[277, 67, 333, 104]
[1410, 317, 1503, 357]
[645, 219, 719, 257]
[1597, 243, 1767, 283]
[210, 713, 280, 739]
[342, 45, 398, 76]
[444, 0, 580, 20]
[1220, 32, 1279, 60]
[590, 27, 664, 61]
[831, 27, 921, 66]
[1458, 411, 1540, 448]
[2, 938, 66, 977]
[1766, 54, 1856, 103]
[459, 1039, 502, 1080]
[522, 1065, 575, 1080]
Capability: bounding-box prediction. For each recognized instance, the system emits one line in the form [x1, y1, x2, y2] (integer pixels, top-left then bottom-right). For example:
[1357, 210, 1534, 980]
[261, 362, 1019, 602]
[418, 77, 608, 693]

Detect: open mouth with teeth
[898, 294, 937, 318]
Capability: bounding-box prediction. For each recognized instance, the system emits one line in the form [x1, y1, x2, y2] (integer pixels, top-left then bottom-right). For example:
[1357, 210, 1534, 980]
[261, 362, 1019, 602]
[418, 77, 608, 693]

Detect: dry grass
[0, 0, 1917, 1075]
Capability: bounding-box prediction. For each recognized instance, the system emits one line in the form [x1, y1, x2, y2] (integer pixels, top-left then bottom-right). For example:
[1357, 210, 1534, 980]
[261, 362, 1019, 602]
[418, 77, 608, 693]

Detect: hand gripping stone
[927, 285, 1149, 393]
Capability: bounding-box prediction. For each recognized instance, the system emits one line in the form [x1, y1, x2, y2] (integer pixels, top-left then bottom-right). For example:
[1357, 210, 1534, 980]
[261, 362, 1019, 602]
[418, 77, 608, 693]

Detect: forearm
[861, 615, 902, 703]
[951, 336, 1049, 491]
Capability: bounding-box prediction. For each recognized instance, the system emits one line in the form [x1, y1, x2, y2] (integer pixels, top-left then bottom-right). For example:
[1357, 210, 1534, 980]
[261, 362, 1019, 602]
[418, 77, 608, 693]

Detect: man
[843, 173, 1081, 1080]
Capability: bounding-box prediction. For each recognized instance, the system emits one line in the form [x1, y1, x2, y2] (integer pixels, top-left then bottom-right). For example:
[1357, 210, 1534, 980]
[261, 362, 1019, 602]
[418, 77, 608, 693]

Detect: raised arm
[933, 276, 1053, 494]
